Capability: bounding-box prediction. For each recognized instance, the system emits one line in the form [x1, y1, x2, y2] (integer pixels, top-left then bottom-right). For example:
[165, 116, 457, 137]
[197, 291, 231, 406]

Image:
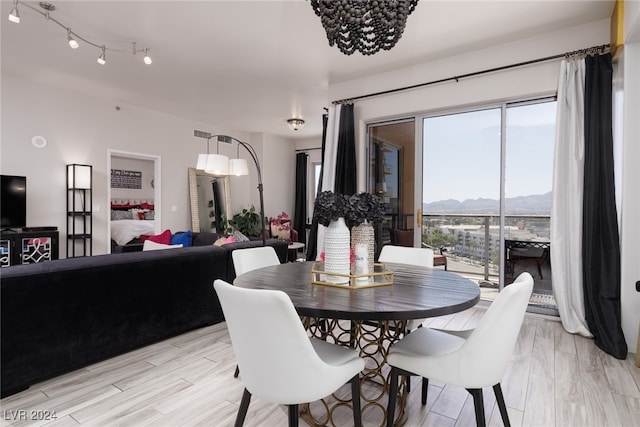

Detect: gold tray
[310, 262, 393, 288]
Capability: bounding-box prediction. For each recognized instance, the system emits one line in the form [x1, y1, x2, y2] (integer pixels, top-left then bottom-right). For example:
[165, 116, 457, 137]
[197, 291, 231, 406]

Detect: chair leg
[466, 388, 486, 427]
[493, 383, 510, 427]
[234, 388, 251, 427]
[288, 404, 299, 427]
[386, 367, 399, 427]
[421, 377, 429, 406]
[234, 365, 240, 378]
[350, 374, 362, 427]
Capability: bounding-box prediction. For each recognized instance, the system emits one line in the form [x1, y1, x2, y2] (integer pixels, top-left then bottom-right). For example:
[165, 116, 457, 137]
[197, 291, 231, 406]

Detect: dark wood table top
[233, 261, 480, 321]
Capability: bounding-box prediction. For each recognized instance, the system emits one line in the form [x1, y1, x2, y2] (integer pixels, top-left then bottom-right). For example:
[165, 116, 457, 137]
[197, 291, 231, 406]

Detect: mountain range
[422, 192, 552, 215]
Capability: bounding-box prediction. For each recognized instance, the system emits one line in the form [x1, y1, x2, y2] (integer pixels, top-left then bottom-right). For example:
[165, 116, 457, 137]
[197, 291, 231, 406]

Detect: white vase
[324, 217, 351, 284]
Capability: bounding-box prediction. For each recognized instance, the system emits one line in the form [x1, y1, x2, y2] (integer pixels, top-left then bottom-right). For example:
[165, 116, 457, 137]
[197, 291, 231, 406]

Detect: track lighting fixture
[287, 118, 305, 131]
[67, 28, 78, 49]
[97, 46, 106, 65]
[8, 1, 152, 67]
[8, 0, 20, 23]
[143, 48, 152, 65]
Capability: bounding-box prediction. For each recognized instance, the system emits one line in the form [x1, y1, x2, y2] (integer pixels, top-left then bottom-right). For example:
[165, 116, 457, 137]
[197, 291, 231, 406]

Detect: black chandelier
[309, 0, 419, 56]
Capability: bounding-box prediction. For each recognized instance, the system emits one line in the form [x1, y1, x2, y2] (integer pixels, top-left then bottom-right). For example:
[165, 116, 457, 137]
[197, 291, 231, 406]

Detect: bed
[110, 199, 156, 246]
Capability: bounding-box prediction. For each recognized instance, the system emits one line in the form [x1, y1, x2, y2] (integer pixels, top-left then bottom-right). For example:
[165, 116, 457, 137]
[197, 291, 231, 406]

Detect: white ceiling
[1, 0, 615, 138]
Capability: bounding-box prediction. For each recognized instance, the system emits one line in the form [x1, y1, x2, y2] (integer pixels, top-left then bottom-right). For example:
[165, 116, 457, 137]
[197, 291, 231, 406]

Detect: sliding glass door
[419, 98, 556, 311]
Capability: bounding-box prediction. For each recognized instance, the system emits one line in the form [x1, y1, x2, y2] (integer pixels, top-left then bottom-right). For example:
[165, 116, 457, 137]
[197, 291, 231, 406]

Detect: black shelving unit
[67, 164, 92, 257]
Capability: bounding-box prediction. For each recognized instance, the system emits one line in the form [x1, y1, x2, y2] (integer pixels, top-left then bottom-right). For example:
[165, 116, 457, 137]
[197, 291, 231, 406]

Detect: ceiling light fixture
[287, 118, 305, 131]
[309, 0, 418, 56]
[8, 0, 20, 23]
[143, 48, 152, 65]
[97, 46, 106, 65]
[67, 28, 78, 49]
[8, 1, 152, 66]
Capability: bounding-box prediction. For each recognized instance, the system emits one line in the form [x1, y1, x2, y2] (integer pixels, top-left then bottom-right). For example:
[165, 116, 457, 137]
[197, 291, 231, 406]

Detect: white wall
[619, 4, 640, 354]
[328, 18, 640, 352]
[110, 156, 155, 201]
[261, 133, 296, 220]
[0, 74, 295, 256]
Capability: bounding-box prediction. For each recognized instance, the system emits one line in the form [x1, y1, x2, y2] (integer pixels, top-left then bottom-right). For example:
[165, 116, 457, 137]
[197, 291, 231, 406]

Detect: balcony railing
[421, 213, 551, 285]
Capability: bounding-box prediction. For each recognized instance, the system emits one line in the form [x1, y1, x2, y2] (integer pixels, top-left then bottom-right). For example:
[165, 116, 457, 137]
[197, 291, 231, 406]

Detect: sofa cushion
[171, 230, 192, 247]
[192, 232, 224, 246]
[147, 229, 172, 245]
[143, 240, 183, 251]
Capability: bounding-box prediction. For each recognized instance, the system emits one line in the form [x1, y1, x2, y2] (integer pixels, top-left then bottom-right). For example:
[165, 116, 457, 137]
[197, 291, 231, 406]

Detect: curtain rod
[331, 44, 610, 105]
[295, 147, 322, 152]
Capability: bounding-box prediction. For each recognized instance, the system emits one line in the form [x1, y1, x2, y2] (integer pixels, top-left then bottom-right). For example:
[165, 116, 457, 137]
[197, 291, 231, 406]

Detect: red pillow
[147, 229, 172, 245]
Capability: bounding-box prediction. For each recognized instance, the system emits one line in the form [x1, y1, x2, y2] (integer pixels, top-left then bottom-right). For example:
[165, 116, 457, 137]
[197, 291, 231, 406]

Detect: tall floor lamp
[194, 131, 266, 246]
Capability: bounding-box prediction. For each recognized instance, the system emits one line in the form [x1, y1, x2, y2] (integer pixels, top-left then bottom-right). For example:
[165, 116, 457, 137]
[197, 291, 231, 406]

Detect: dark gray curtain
[306, 113, 328, 261]
[334, 103, 357, 195]
[582, 53, 627, 359]
[294, 153, 307, 244]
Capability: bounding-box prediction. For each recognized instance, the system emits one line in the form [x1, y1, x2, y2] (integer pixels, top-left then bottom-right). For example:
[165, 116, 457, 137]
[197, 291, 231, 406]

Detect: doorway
[107, 150, 161, 253]
[368, 120, 416, 254]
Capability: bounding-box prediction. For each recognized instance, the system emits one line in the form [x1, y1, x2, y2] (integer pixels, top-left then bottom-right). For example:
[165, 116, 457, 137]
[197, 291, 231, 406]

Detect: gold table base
[301, 317, 409, 427]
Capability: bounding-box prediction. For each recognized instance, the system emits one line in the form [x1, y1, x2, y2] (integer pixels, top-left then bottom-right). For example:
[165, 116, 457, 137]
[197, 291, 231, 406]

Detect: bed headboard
[110, 199, 155, 210]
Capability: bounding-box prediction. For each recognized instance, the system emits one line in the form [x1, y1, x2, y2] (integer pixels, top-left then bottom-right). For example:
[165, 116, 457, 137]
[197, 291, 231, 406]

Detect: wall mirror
[188, 168, 232, 233]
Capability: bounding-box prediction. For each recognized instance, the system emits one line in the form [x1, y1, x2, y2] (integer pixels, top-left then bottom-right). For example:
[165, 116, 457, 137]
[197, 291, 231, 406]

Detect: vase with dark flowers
[313, 191, 350, 283]
[346, 192, 385, 276]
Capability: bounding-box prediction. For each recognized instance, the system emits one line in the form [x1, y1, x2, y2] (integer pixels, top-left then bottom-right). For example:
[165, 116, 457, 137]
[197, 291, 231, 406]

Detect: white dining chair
[232, 246, 281, 278]
[379, 245, 434, 331]
[378, 245, 434, 269]
[230, 246, 282, 378]
[385, 272, 534, 427]
[214, 279, 365, 427]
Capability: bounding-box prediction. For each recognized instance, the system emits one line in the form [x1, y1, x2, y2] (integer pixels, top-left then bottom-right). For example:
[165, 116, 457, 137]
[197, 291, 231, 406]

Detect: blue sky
[422, 101, 556, 204]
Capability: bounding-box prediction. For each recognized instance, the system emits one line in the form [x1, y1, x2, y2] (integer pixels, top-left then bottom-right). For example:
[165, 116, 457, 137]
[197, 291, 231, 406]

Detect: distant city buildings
[425, 217, 550, 261]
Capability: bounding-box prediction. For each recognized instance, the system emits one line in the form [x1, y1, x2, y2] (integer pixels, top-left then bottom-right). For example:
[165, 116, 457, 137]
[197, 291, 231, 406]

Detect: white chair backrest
[460, 272, 534, 386]
[232, 246, 280, 277]
[379, 245, 434, 268]
[214, 280, 355, 403]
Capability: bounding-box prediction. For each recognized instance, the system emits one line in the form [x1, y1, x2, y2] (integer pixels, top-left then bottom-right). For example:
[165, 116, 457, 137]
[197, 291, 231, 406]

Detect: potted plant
[229, 206, 265, 238]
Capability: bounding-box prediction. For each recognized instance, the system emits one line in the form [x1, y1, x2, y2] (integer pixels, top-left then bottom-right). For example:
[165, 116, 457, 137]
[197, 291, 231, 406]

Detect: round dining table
[234, 260, 481, 426]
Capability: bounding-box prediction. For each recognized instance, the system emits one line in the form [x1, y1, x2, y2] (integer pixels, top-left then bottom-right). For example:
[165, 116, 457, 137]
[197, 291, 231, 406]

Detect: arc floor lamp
[194, 130, 266, 246]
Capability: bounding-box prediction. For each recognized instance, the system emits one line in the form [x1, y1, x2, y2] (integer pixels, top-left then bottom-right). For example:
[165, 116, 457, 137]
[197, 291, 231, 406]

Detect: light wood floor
[1, 308, 639, 427]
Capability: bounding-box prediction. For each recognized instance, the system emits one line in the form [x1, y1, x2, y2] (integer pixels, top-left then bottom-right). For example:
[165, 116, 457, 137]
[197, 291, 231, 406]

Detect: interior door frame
[106, 150, 161, 253]
[366, 118, 418, 247]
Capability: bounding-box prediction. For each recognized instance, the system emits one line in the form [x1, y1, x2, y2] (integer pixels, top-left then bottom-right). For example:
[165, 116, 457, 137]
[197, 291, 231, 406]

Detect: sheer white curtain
[551, 58, 592, 336]
[315, 105, 342, 259]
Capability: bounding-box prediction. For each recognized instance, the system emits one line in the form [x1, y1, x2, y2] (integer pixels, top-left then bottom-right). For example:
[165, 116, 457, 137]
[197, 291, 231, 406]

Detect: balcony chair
[214, 280, 365, 427]
[385, 272, 534, 427]
[392, 228, 447, 270]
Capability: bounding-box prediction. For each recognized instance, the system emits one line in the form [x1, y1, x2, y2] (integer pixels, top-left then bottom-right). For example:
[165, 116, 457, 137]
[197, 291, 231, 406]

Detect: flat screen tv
[1, 175, 27, 229]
